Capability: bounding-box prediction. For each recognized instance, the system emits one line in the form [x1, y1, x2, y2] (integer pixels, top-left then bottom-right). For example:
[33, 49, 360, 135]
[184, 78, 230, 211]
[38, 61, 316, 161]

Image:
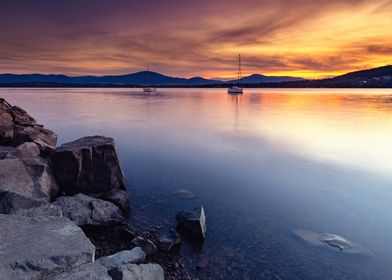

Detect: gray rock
[51, 136, 126, 195]
[101, 189, 130, 212]
[0, 142, 41, 159]
[52, 262, 111, 280]
[12, 125, 57, 155]
[159, 229, 181, 252]
[53, 193, 125, 226]
[97, 247, 146, 271]
[0, 157, 59, 214]
[0, 214, 95, 279]
[9, 204, 63, 217]
[131, 236, 158, 257]
[176, 206, 206, 240]
[110, 263, 164, 280]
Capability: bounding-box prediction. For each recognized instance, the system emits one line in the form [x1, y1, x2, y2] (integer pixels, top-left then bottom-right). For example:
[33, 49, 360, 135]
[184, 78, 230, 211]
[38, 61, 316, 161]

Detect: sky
[0, 0, 392, 79]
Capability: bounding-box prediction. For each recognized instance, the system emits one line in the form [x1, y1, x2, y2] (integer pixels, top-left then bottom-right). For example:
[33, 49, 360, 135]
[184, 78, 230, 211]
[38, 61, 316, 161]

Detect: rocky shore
[0, 98, 202, 280]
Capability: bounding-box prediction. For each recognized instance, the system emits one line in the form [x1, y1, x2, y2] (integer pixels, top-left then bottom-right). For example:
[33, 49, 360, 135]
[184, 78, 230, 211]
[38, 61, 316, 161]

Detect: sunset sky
[1, 0, 392, 79]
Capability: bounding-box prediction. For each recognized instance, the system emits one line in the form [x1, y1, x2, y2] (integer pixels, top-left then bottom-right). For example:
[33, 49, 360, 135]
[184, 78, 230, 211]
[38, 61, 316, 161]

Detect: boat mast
[237, 54, 243, 87]
[146, 66, 149, 87]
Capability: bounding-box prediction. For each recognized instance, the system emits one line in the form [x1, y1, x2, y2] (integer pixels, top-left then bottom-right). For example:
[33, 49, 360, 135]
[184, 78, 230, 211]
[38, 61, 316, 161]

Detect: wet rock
[0, 214, 95, 279]
[0, 157, 59, 214]
[173, 188, 195, 199]
[9, 203, 63, 217]
[110, 263, 164, 280]
[159, 229, 181, 252]
[131, 236, 158, 257]
[176, 206, 206, 241]
[51, 136, 126, 195]
[53, 193, 124, 226]
[320, 233, 354, 251]
[100, 189, 130, 212]
[97, 247, 146, 271]
[52, 262, 112, 280]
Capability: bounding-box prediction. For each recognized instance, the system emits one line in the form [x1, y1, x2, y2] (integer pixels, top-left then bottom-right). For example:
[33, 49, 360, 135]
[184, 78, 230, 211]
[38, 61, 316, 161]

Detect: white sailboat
[143, 67, 157, 93]
[228, 54, 244, 94]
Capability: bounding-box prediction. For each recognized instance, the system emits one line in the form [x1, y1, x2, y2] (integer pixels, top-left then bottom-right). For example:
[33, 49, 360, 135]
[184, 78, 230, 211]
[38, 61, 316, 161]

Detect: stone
[97, 247, 146, 271]
[7, 105, 36, 126]
[0, 120, 13, 145]
[52, 262, 111, 280]
[51, 136, 126, 195]
[0, 157, 59, 214]
[53, 193, 125, 226]
[176, 206, 206, 240]
[0, 214, 95, 279]
[101, 189, 130, 212]
[110, 263, 165, 280]
[9, 204, 63, 217]
[12, 125, 57, 155]
[0, 142, 40, 159]
[131, 236, 158, 257]
[159, 229, 181, 252]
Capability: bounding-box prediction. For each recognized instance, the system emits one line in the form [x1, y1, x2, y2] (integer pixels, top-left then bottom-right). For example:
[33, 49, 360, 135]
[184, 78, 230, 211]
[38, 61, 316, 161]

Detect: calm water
[2, 88, 392, 279]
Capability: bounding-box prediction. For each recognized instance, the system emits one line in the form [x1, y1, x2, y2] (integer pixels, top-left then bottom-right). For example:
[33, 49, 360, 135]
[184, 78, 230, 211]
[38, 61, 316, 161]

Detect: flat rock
[53, 193, 124, 226]
[131, 236, 158, 257]
[9, 203, 63, 217]
[110, 263, 165, 280]
[52, 262, 111, 280]
[51, 136, 126, 195]
[97, 247, 146, 271]
[176, 206, 206, 241]
[0, 157, 59, 214]
[0, 214, 95, 279]
[293, 228, 368, 254]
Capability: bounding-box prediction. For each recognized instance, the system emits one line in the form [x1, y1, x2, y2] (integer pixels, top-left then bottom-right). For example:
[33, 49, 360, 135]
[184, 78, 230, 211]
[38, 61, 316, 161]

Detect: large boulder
[97, 248, 146, 272]
[52, 262, 111, 280]
[0, 214, 95, 279]
[53, 193, 125, 226]
[51, 136, 126, 195]
[176, 206, 206, 241]
[0, 142, 40, 159]
[0, 156, 59, 214]
[110, 264, 165, 280]
[0, 98, 57, 154]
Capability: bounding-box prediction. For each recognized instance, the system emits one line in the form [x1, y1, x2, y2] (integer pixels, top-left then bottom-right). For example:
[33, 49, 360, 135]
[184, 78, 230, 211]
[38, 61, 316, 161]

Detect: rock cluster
[0, 99, 164, 280]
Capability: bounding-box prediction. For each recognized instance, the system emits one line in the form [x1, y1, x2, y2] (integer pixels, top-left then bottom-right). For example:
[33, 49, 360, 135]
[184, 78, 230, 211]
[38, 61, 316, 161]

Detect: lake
[2, 88, 392, 279]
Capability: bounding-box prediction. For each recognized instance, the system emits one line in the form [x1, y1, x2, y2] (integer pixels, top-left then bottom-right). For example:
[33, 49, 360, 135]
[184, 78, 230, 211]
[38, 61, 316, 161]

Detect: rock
[97, 247, 146, 271]
[0, 157, 59, 214]
[12, 125, 57, 155]
[101, 189, 130, 212]
[53, 193, 124, 226]
[0, 214, 95, 279]
[173, 188, 195, 199]
[159, 229, 181, 252]
[110, 263, 164, 280]
[9, 204, 63, 217]
[51, 136, 126, 195]
[0, 142, 40, 159]
[176, 206, 206, 241]
[52, 262, 111, 280]
[131, 236, 158, 257]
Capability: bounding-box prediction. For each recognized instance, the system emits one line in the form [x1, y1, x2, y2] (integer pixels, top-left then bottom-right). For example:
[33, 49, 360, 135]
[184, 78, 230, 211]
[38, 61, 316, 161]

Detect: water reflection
[1, 88, 392, 279]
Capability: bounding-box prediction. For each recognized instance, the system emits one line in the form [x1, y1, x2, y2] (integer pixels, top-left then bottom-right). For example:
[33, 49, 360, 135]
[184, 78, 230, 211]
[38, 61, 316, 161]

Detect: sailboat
[227, 54, 244, 94]
[143, 67, 157, 93]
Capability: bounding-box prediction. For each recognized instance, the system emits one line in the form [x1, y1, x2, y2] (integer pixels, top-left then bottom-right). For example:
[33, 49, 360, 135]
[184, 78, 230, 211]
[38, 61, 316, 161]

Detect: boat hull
[227, 87, 243, 94]
[143, 87, 157, 93]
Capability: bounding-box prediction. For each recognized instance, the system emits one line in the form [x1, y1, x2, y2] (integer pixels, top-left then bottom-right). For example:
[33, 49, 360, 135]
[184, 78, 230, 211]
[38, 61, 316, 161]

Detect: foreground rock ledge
[0, 214, 95, 279]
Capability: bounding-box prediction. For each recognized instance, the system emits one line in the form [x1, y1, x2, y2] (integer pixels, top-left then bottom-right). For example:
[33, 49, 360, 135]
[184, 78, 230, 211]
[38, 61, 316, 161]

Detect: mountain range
[0, 65, 391, 87]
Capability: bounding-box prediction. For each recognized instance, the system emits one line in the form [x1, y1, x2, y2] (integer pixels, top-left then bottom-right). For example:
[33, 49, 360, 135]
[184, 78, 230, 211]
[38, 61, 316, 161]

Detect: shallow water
[2, 88, 392, 279]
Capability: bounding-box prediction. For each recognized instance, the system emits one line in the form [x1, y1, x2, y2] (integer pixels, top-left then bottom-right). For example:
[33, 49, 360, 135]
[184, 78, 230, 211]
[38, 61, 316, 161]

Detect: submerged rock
[176, 206, 206, 241]
[110, 263, 164, 280]
[0, 157, 59, 214]
[53, 193, 124, 226]
[97, 247, 146, 271]
[293, 228, 368, 254]
[159, 229, 181, 252]
[173, 188, 195, 199]
[131, 236, 158, 257]
[51, 136, 126, 195]
[0, 214, 95, 279]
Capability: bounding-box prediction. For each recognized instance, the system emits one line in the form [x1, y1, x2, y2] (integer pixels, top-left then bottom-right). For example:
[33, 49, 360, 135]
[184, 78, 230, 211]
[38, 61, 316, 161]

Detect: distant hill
[0, 71, 222, 86]
[227, 73, 304, 84]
